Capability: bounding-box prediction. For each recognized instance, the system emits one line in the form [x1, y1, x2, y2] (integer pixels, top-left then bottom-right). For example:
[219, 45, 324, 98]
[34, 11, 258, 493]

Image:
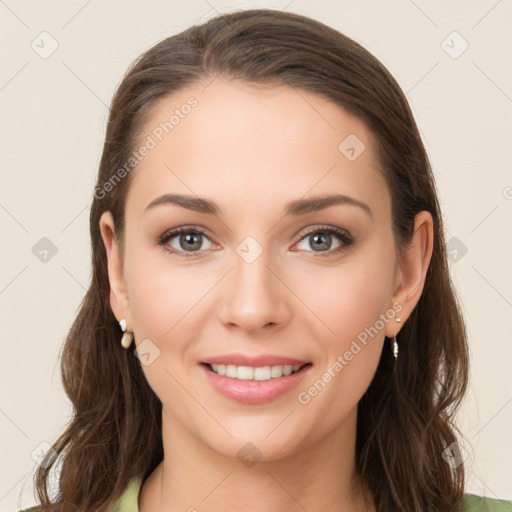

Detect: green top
[18, 477, 512, 511]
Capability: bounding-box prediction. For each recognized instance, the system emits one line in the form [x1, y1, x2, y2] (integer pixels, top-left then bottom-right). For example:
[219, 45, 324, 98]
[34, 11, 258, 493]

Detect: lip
[200, 362, 313, 404]
[201, 353, 310, 367]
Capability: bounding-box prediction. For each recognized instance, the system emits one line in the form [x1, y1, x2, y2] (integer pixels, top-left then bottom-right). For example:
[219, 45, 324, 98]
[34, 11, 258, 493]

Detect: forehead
[126, 77, 389, 218]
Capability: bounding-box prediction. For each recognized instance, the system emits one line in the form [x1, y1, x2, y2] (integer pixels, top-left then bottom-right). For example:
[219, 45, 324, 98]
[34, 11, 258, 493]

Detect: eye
[158, 226, 215, 258]
[157, 224, 354, 259]
[294, 225, 353, 256]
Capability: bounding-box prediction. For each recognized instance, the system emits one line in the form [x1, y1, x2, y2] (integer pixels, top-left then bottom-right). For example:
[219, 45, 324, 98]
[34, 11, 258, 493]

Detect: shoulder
[108, 476, 142, 511]
[16, 477, 143, 512]
[463, 494, 512, 511]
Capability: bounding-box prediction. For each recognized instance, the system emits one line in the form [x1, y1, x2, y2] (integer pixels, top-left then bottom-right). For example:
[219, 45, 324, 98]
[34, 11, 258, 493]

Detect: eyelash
[157, 225, 354, 259]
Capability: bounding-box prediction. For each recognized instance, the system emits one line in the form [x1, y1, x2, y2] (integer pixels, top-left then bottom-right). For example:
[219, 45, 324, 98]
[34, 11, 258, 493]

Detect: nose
[217, 246, 291, 333]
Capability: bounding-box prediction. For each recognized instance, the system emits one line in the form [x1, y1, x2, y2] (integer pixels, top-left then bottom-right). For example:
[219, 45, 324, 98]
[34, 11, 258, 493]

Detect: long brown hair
[33, 8, 469, 511]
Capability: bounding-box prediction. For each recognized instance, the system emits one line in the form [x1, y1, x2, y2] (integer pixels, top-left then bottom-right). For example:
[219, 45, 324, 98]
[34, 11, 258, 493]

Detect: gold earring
[119, 319, 134, 349]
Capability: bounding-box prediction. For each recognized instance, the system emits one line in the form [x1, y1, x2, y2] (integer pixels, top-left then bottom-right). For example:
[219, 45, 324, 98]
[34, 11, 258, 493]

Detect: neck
[139, 406, 375, 512]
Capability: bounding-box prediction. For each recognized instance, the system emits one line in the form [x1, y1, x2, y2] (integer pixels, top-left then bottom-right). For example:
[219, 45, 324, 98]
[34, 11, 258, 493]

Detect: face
[101, 77, 408, 461]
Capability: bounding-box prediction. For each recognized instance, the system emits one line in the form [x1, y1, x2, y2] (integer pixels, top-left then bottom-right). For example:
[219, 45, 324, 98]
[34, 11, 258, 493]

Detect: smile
[208, 363, 305, 381]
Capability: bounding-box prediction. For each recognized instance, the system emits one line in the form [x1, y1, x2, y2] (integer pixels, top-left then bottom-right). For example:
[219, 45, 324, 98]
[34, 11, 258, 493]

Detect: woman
[20, 8, 512, 512]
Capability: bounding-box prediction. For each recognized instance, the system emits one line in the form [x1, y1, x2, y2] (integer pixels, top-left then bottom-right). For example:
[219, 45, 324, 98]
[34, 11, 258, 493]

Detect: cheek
[123, 243, 221, 394]
[123, 246, 207, 403]
[292, 235, 396, 397]
[294, 238, 396, 344]
[292, 295, 390, 435]
[124, 241, 212, 340]
[128, 271, 181, 341]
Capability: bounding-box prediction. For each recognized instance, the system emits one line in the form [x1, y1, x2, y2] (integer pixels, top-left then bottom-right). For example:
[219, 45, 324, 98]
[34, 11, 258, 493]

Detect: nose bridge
[218, 236, 289, 331]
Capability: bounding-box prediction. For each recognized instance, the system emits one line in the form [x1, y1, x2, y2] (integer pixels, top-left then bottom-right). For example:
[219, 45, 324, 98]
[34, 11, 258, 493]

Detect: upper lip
[202, 353, 311, 367]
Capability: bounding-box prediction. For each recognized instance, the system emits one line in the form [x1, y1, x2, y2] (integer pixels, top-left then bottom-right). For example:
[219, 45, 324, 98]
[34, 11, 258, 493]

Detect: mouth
[200, 361, 313, 404]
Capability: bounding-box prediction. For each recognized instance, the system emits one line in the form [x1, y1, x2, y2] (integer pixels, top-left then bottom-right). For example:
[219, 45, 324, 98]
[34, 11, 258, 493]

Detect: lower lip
[200, 363, 312, 404]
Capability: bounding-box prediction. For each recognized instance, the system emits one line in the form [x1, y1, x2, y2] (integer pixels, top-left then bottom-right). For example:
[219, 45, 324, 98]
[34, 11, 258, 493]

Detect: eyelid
[295, 224, 351, 240]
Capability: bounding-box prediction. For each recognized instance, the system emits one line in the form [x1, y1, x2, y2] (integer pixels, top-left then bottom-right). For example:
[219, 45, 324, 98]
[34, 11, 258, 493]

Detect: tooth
[283, 365, 293, 376]
[217, 364, 226, 376]
[211, 363, 219, 373]
[226, 364, 238, 378]
[237, 365, 254, 380]
[254, 366, 272, 381]
[271, 365, 284, 378]
[292, 365, 300, 372]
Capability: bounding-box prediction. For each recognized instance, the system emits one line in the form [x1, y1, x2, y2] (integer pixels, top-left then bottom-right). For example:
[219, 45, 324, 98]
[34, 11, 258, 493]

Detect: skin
[100, 77, 433, 511]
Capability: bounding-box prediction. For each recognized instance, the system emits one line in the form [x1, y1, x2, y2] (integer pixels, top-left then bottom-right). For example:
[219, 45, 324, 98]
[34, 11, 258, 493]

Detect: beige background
[1, 0, 511, 509]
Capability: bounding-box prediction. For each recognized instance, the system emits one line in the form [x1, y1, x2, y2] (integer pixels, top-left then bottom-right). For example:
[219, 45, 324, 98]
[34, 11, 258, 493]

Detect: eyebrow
[144, 193, 373, 219]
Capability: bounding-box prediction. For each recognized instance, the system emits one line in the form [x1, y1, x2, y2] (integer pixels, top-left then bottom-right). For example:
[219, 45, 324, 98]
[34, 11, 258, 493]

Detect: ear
[99, 211, 133, 330]
[386, 211, 434, 337]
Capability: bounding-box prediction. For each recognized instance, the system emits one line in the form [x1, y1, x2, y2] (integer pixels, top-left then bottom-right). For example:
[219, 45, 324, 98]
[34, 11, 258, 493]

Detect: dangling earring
[392, 316, 401, 359]
[392, 334, 399, 359]
[119, 319, 134, 349]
